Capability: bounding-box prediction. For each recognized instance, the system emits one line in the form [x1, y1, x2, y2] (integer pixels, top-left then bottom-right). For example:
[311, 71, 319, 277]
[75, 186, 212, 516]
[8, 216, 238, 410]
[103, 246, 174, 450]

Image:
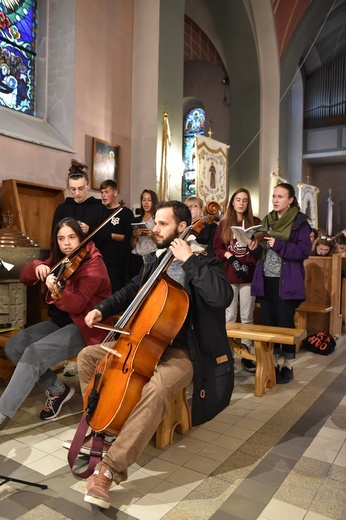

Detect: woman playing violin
[70, 201, 234, 509]
[0, 218, 111, 430]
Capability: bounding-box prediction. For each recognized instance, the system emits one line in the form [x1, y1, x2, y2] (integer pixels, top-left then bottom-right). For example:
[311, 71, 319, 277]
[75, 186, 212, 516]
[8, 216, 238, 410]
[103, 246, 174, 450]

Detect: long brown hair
[51, 218, 84, 263]
[139, 189, 158, 218]
[221, 187, 255, 244]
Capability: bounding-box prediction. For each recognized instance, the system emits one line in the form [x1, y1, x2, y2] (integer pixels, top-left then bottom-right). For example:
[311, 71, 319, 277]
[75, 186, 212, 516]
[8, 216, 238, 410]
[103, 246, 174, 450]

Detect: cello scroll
[188, 201, 221, 236]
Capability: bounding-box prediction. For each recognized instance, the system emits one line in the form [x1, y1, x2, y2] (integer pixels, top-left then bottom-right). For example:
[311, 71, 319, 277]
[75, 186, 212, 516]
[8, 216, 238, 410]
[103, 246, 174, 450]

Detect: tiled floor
[0, 337, 345, 520]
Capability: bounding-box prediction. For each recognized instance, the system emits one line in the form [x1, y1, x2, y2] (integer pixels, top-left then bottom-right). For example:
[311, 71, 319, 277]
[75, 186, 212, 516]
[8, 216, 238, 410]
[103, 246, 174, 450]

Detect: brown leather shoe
[84, 463, 113, 509]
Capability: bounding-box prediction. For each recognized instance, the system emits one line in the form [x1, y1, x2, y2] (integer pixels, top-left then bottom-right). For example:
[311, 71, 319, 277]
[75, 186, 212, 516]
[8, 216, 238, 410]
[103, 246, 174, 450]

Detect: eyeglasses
[319, 235, 333, 241]
[69, 185, 88, 193]
[187, 204, 199, 209]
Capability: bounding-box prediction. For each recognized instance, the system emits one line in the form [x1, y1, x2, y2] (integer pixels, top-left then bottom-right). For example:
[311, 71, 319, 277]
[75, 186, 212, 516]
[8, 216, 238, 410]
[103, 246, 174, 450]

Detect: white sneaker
[63, 361, 78, 377]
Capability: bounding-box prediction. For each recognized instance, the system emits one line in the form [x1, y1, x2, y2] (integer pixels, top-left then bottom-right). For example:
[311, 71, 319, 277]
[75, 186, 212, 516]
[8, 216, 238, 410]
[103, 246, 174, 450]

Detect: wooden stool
[155, 387, 191, 449]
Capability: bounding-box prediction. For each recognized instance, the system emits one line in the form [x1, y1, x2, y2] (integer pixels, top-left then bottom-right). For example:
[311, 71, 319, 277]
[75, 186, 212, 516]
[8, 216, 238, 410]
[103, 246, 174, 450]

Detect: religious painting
[195, 135, 228, 213]
[92, 137, 119, 190]
[297, 182, 319, 229]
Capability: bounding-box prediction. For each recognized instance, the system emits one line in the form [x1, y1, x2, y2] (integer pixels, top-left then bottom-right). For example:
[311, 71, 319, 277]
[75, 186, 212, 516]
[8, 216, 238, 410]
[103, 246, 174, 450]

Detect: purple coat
[251, 213, 311, 301]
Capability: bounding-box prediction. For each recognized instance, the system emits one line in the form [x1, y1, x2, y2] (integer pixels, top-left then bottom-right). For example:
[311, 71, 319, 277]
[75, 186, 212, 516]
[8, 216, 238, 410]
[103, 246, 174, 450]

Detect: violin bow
[33, 205, 124, 284]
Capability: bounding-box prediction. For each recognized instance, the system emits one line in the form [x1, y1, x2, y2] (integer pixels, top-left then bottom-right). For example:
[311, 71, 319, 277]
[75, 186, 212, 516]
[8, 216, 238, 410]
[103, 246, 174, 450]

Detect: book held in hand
[231, 224, 267, 245]
[131, 222, 148, 230]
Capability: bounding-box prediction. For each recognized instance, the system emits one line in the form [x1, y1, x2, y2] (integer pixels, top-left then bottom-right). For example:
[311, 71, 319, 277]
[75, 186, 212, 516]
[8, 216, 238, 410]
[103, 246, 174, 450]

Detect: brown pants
[77, 344, 193, 483]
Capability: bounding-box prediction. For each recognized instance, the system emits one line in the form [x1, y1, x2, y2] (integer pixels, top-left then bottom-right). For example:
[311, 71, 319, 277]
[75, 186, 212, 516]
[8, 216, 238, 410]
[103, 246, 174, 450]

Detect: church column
[130, 0, 185, 205]
[249, 0, 280, 216]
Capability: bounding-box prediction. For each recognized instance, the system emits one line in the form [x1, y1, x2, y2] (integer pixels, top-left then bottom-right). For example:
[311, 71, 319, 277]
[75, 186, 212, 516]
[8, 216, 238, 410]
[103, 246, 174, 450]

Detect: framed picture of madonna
[297, 182, 319, 229]
[92, 137, 119, 190]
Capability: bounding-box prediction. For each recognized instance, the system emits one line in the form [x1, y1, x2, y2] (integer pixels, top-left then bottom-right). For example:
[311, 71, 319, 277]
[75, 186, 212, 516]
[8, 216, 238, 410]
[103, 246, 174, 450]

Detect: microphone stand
[0, 474, 48, 489]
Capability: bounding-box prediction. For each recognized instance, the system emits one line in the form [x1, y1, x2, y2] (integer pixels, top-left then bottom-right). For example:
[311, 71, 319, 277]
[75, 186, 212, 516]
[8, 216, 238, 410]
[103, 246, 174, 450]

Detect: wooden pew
[295, 254, 342, 339]
[226, 323, 306, 397]
[0, 329, 20, 386]
[342, 277, 346, 333]
[342, 258, 346, 333]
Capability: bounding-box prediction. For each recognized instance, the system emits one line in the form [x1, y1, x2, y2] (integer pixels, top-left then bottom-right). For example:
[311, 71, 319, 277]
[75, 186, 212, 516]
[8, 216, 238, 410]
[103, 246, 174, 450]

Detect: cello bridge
[100, 344, 122, 358]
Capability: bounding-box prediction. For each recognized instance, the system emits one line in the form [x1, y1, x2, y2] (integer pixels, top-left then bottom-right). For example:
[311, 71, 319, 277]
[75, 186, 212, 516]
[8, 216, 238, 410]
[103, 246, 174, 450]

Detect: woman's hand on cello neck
[85, 309, 103, 328]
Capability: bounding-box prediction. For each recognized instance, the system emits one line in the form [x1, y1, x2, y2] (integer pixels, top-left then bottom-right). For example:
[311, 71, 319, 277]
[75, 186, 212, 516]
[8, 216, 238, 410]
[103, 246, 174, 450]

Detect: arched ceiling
[274, 0, 346, 75]
[273, 0, 313, 57]
[305, 0, 346, 72]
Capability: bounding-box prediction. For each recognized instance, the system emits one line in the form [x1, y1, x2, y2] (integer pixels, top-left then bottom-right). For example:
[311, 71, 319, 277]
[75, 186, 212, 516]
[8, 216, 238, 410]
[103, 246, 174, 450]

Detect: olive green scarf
[262, 205, 298, 241]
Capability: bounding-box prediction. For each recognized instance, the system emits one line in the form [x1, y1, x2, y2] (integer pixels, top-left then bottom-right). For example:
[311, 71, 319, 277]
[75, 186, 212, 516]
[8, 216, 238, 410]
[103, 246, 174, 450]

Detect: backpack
[302, 331, 336, 356]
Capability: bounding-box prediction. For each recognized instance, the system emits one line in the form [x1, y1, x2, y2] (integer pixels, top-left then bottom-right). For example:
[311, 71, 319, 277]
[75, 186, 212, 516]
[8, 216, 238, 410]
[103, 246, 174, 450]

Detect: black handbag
[302, 331, 336, 356]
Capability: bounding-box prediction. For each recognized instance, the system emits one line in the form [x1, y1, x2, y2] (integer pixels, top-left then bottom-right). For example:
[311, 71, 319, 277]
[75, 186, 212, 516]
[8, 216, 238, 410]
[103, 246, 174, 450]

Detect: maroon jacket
[213, 218, 261, 284]
[20, 241, 112, 345]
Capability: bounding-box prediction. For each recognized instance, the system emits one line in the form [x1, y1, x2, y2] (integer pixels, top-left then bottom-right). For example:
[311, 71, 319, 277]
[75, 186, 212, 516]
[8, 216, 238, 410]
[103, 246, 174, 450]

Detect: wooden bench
[226, 323, 307, 397]
[295, 255, 342, 340]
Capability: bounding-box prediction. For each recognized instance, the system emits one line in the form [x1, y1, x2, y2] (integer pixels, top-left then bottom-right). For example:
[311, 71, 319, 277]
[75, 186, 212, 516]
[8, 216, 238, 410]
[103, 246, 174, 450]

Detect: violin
[33, 205, 124, 286]
[50, 248, 88, 300]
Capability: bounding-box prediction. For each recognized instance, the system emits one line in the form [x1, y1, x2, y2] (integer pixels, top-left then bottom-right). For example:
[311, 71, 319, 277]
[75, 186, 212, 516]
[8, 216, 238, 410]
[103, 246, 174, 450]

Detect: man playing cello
[73, 200, 234, 509]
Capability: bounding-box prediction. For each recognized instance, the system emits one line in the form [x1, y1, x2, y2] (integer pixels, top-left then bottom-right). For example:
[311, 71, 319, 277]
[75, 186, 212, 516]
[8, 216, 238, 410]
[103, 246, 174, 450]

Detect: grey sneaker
[39, 383, 75, 420]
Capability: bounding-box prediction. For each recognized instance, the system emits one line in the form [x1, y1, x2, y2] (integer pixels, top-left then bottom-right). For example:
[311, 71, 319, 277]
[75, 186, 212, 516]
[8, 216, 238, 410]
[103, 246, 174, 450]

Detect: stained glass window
[0, 0, 37, 115]
[182, 107, 205, 198]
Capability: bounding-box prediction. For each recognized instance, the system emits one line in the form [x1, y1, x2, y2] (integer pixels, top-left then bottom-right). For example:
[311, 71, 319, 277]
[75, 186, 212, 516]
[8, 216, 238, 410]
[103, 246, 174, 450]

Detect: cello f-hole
[122, 343, 132, 374]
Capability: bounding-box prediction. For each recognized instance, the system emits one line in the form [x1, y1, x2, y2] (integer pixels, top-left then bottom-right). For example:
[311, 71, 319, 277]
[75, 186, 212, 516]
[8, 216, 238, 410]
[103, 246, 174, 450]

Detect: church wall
[74, 0, 134, 206]
[183, 60, 230, 151]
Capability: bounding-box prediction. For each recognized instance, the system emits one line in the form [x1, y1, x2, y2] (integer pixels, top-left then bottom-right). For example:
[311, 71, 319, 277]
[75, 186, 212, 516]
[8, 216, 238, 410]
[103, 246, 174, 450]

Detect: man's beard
[156, 229, 179, 249]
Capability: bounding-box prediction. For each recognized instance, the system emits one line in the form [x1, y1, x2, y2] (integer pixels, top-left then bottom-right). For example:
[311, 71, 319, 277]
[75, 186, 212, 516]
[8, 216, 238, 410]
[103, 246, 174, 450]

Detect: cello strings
[98, 224, 194, 349]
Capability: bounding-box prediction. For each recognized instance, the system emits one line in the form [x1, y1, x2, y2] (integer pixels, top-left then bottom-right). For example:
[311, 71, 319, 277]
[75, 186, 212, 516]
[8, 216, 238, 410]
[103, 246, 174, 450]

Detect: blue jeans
[0, 321, 85, 418]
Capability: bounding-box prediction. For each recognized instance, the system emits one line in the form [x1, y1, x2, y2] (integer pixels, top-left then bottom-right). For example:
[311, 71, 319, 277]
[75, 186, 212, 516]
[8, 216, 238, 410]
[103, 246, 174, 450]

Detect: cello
[83, 202, 221, 435]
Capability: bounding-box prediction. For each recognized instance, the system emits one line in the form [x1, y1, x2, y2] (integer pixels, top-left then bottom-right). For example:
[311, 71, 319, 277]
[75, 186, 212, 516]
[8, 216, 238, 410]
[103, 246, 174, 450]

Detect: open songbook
[231, 224, 268, 245]
[131, 222, 148, 230]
